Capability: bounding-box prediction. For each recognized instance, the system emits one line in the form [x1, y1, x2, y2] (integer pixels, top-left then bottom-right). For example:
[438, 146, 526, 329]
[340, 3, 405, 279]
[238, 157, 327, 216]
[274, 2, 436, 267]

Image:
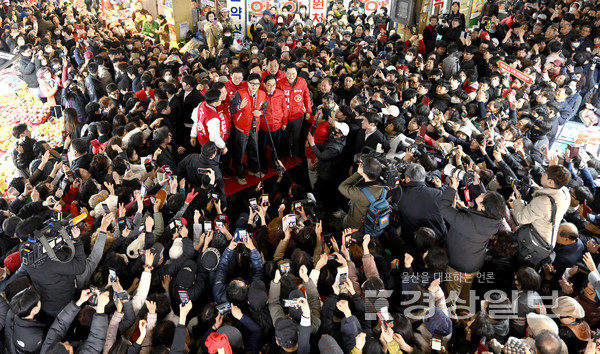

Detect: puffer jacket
[512, 187, 570, 245]
[41, 301, 108, 354]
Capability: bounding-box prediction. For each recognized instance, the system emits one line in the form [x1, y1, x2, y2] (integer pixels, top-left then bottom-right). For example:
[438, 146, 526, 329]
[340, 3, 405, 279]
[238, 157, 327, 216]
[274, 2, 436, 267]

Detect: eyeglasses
[248, 81, 260, 86]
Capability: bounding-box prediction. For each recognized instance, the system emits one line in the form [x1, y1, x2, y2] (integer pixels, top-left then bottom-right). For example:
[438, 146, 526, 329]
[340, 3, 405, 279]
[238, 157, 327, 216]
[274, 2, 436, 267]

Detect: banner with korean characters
[227, 0, 247, 36]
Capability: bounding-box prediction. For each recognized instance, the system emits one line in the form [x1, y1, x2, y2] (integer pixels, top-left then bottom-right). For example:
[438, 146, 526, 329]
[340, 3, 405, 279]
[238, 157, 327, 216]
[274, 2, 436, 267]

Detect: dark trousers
[314, 177, 339, 214]
[221, 127, 235, 172]
[258, 128, 282, 172]
[233, 128, 260, 178]
[285, 118, 303, 157]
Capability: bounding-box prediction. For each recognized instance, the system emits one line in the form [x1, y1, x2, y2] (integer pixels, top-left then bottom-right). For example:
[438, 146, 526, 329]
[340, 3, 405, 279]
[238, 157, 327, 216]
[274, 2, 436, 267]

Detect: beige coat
[205, 22, 223, 50]
[512, 187, 570, 245]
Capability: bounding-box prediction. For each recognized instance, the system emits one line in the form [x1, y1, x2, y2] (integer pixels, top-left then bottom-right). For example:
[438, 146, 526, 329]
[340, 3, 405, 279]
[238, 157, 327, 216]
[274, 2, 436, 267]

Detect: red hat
[553, 59, 562, 66]
[205, 332, 232, 354]
[180, 217, 188, 227]
[4, 251, 21, 273]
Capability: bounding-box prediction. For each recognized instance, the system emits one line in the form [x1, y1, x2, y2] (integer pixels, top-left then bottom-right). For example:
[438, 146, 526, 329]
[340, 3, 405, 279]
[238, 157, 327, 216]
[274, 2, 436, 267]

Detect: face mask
[45, 72, 52, 79]
[451, 96, 461, 103]
[45, 47, 52, 53]
[573, 41, 580, 48]
[327, 16, 333, 21]
[569, 7, 577, 13]
[164, 75, 172, 81]
[491, 79, 500, 87]
[405, 55, 413, 62]
[18, 40, 25, 46]
[287, 40, 292, 44]
[369, 21, 374, 25]
[252, 49, 259, 54]
[300, 9, 305, 14]
[278, 18, 283, 23]
[283, 12, 288, 16]
[54, 31, 60, 35]
[341, 46, 347, 50]
[126, 44, 133, 50]
[489, 28, 496, 33]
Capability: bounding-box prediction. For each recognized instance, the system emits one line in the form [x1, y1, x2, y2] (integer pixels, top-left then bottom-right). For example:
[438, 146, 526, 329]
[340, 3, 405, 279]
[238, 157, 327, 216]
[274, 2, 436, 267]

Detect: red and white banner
[498, 60, 533, 85]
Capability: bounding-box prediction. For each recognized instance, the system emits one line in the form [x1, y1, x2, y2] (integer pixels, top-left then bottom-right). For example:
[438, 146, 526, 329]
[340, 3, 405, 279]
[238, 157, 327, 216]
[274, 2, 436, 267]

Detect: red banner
[498, 60, 533, 85]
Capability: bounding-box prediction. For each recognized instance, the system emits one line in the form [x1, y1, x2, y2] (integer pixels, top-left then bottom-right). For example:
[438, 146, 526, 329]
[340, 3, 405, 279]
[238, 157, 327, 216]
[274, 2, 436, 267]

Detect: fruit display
[0, 74, 52, 126]
[0, 125, 16, 152]
[34, 117, 64, 148]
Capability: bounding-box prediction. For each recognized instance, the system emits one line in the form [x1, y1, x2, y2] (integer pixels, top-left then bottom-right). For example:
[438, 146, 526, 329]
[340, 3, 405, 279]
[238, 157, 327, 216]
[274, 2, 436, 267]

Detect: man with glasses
[259, 75, 287, 174]
[230, 74, 267, 185]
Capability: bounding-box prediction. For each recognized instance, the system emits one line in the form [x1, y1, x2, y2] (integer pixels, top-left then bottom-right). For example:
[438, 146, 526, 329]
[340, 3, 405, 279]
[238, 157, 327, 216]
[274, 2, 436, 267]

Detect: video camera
[20, 214, 87, 268]
[354, 147, 401, 189]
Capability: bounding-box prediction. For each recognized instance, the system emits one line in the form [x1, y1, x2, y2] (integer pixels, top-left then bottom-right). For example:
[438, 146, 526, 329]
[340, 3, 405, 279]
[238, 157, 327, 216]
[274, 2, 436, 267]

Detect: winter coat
[440, 187, 502, 273]
[338, 172, 385, 232]
[19, 56, 40, 88]
[22, 240, 87, 317]
[512, 187, 570, 245]
[311, 136, 346, 181]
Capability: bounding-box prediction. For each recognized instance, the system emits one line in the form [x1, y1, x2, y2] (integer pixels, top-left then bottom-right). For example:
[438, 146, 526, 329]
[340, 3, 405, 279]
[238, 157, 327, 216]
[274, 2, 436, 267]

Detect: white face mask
[569, 7, 577, 13]
[491, 79, 500, 87]
[278, 18, 283, 23]
[283, 11, 288, 16]
[573, 41, 580, 48]
[18, 40, 25, 46]
[405, 55, 414, 62]
[126, 44, 133, 50]
[164, 75, 172, 81]
[251, 49, 259, 54]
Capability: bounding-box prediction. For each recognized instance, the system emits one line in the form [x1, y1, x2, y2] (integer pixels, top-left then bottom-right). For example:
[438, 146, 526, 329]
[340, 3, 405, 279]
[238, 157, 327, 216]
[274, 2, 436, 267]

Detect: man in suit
[178, 75, 204, 151]
[353, 112, 389, 155]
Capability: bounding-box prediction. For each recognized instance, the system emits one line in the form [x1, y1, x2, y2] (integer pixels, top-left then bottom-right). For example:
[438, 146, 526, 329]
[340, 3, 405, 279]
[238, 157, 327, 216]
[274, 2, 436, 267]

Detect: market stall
[0, 66, 63, 192]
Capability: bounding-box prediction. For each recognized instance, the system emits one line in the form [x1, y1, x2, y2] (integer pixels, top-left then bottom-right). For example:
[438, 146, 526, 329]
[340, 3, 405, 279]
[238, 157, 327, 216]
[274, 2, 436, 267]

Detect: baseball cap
[334, 121, 350, 136]
[381, 105, 400, 117]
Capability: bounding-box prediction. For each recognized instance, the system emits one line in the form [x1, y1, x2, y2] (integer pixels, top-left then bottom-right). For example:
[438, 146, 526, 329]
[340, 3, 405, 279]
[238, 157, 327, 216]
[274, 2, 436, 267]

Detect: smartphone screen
[283, 299, 298, 307]
[419, 123, 427, 137]
[61, 154, 69, 165]
[288, 214, 297, 229]
[261, 194, 269, 207]
[249, 198, 258, 210]
[178, 290, 190, 305]
[279, 262, 290, 274]
[204, 221, 212, 233]
[102, 203, 110, 214]
[237, 229, 248, 242]
[215, 221, 223, 230]
[109, 268, 117, 282]
[216, 302, 231, 314]
[294, 201, 302, 212]
[141, 185, 147, 197]
[431, 337, 442, 351]
[125, 218, 133, 230]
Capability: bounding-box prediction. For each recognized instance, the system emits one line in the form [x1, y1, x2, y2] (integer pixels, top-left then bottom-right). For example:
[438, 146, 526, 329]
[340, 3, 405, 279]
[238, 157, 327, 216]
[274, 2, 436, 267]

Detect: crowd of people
[2, 0, 600, 352]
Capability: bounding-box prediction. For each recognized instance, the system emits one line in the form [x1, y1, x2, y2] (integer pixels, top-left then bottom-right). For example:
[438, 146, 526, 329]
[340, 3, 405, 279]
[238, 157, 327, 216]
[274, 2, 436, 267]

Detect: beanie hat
[200, 247, 221, 271]
[4, 251, 21, 273]
[318, 335, 343, 354]
[169, 238, 184, 259]
[551, 296, 585, 319]
[205, 332, 232, 354]
[247, 280, 268, 311]
[275, 318, 298, 349]
[526, 313, 558, 336]
[424, 307, 452, 336]
[217, 326, 243, 350]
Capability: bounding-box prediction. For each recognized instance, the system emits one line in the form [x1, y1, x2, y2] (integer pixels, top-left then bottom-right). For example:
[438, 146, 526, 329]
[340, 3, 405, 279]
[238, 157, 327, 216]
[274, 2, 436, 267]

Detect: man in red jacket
[225, 67, 247, 107]
[190, 89, 226, 156]
[229, 73, 267, 185]
[277, 64, 312, 165]
[259, 74, 288, 174]
[261, 56, 286, 84]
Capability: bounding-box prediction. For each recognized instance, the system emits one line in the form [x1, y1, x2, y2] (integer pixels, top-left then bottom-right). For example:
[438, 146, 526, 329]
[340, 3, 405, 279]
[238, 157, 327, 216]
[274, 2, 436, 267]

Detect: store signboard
[310, 0, 326, 23]
[228, 0, 247, 36]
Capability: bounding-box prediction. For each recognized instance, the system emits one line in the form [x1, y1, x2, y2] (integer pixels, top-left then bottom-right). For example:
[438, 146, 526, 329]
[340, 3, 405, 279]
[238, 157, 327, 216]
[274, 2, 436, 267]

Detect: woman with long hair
[37, 66, 60, 105]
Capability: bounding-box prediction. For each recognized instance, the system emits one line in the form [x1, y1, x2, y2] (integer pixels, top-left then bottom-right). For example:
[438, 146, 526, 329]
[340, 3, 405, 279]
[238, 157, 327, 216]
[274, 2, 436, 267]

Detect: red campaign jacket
[260, 88, 287, 132]
[276, 77, 312, 121]
[230, 88, 267, 136]
[217, 102, 231, 141]
[224, 80, 248, 108]
[195, 101, 221, 146]
[261, 69, 286, 83]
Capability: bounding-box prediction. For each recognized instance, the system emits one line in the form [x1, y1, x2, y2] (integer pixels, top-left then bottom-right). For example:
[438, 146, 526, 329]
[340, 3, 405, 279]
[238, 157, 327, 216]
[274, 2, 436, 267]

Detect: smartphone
[141, 185, 147, 197]
[279, 261, 290, 274]
[216, 302, 232, 314]
[261, 194, 269, 207]
[568, 145, 580, 158]
[215, 221, 223, 230]
[249, 198, 258, 211]
[65, 170, 74, 179]
[178, 290, 190, 305]
[61, 154, 69, 165]
[7, 186, 19, 197]
[89, 286, 100, 306]
[212, 193, 219, 201]
[236, 229, 248, 242]
[293, 201, 302, 213]
[102, 203, 110, 214]
[198, 168, 211, 174]
[283, 299, 298, 307]
[174, 219, 183, 230]
[117, 292, 129, 301]
[204, 221, 212, 233]
[431, 336, 442, 351]
[336, 266, 348, 285]
[582, 200, 592, 219]
[419, 123, 428, 137]
[217, 214, 227, 222]
[109, 268, 117, 282]
[288, 214, 297, 229]
[144, 161, 155, 172]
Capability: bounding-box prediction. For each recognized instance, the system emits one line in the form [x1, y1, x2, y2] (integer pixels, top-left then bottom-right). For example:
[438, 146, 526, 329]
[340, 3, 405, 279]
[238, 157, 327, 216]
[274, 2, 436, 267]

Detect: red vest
[224, 80, 247, 108]
[195, 101, 220, 146]
[234, 88, 267, 135]
[217, 102, 231, 141]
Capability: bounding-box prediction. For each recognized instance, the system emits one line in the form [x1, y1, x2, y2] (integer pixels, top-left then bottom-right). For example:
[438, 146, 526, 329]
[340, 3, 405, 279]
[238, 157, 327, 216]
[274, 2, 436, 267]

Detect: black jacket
[179, 88, 204, 126]
[12, 136, 36, 178]
[176, 153, 227, 206]
[4, 310, 47, 354]
[23, 240, 87, 316]
[311, 137, 346, 181]
[440, 187, 502, 273]
[85, 74, 106, 103]
[19, 56, 39, 88]
[71, 153, 93, 171]
[390, 181, 448, 240]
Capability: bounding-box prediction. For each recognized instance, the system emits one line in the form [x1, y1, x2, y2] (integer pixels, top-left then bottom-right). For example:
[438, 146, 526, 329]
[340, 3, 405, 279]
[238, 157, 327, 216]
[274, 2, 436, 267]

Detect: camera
[20, 214, 87, 268]
[506, 176, 531, 197]
[443, 164, 475, 185]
